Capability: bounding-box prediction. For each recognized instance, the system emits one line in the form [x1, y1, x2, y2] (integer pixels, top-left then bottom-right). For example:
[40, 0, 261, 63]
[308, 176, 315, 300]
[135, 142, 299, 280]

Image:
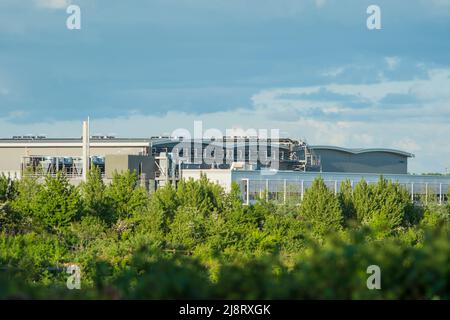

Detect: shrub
[298, 177, 343, 238]
[80, 166, 113, 223]
[33, 173, 81, 232]
[0, 174, 15, 202]
[105, 170, 148, 221]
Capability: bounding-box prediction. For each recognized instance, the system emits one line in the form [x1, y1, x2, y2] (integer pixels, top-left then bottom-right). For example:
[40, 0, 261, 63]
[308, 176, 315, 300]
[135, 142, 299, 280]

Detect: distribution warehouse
[0, 121, 449, 205]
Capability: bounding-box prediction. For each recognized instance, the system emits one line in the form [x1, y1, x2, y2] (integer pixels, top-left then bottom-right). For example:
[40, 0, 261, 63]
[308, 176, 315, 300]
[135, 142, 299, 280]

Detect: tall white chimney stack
[82, 117, 90, 181]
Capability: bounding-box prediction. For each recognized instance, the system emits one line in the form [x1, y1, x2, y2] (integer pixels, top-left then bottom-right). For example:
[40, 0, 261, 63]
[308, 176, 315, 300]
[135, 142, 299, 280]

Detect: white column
[246, 179, 250, 205]
[301, 180, 304, 201]
[82, 118, 90, 182]
[242, 178, 249, 205]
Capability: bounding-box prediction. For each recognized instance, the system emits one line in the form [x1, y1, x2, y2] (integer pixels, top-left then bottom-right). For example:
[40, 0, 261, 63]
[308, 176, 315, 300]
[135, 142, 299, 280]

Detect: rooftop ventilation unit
[91, 135, 116, 140]
[12, 135, 47, 140]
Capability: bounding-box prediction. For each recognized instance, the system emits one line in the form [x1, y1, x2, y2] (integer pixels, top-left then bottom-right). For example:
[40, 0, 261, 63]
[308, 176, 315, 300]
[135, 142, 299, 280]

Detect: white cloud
[314, 0, 327, 8]
[251, 68, 450, 123]
[321, 66, 345, 78]
[245, 68, 450, 172]
[0, 76, 10, 96]
[6, 111, 28, 119]
[392, 138, 421, 153]
[430, 0, 450, 6]
[385, 56, 400, 70]
[422, 0, 450, 15]
[35, 0, 71, 9]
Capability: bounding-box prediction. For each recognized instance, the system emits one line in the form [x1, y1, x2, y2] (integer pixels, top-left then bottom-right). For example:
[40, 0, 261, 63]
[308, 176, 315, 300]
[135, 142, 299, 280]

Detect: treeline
[0, 169, 449, 299]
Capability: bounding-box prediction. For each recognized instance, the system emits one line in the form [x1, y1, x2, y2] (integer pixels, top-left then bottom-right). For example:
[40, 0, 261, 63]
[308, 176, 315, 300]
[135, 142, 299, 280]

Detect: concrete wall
[105, 155, 155, 179]
[128, 155, 155, 179]
[312, 149, 408, 174]
[181, 169, 232, 192]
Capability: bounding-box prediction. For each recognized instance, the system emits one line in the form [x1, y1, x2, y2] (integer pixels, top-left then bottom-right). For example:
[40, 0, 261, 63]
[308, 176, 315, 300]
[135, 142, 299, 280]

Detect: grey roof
[0, 137, 414, 158]
[310, 145, 414, 158]
[0, 137, 152, 143]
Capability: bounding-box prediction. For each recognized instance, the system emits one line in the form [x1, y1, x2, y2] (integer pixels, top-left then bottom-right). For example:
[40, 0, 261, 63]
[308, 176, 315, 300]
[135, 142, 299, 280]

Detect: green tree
[419, 202, 449, 229]
[10, 174, 42, 230]
[69, 215, 108, 251]
[338, 179, 356, 226]
[168, 206, 207, 250]
[0, 202, 24, 235]
[105, 170, 148, 221]
[352, 179, 376, 225]
[447, 186, 450, 217]
[369, 178, 412, 237]
[1, 168, 449, 300]
[0, 174, 11, 202]
[176, 174, 225, 216]
[352, 177, 413, 238]
[33, 173, 81, 232]
[79, 166, 112, 223]
[225, 182, 244, 211]
[263, 207, 307, 253]
[110, 246, 211, 299]
[148, 182, 179, 234]
[298, 177, 343, 238]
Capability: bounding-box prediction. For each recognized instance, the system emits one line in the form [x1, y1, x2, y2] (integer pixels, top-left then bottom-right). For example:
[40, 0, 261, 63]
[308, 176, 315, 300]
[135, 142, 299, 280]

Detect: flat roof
[0, 138, 151, 143]
[231, 170, 450, 183]
[0, 138, 152, 148]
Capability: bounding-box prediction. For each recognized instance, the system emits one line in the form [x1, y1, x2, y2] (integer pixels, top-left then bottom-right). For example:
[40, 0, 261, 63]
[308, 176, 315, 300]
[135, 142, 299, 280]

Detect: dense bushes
[0, 173, 16, 202]
[0, 171, 448, 299]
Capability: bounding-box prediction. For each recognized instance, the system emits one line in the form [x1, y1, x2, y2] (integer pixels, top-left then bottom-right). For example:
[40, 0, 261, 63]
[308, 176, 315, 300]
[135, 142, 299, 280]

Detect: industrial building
[309, 146, 413, 174]
[0, 136, 151, 181]
[0, 121, 449, 204]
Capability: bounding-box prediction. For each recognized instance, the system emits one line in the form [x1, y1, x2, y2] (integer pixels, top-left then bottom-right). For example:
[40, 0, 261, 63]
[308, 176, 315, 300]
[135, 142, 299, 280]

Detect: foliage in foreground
[0, 172, 449, 299]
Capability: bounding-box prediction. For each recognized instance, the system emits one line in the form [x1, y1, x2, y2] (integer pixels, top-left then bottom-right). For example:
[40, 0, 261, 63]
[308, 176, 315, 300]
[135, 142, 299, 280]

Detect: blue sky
[1, 0, 450, 173]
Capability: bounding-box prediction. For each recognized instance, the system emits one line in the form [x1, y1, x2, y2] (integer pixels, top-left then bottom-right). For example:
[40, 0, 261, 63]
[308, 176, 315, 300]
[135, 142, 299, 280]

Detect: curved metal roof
[310, 145, 414, 158]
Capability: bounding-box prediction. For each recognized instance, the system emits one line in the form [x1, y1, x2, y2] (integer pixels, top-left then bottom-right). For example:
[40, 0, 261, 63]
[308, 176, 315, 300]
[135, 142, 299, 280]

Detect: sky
[1, 0, 450, 173]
